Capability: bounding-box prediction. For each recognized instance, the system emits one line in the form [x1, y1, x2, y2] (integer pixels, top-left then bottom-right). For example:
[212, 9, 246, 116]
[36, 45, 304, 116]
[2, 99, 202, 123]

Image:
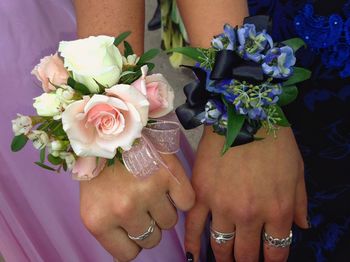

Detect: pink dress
[0, 1, 196, 261]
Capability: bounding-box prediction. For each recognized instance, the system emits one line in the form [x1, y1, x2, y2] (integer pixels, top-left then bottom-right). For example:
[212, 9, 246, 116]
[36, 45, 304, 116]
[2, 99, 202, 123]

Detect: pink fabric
[0, 1, 195, 261]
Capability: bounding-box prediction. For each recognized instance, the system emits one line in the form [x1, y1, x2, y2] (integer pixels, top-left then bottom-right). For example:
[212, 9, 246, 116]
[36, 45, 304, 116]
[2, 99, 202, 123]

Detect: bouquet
[11, 32, 180, 180]
[170, 15, 311, 154]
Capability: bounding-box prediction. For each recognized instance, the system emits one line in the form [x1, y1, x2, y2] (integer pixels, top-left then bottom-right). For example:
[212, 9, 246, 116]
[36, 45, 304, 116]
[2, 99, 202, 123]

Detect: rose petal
[106, 84, 149, 126]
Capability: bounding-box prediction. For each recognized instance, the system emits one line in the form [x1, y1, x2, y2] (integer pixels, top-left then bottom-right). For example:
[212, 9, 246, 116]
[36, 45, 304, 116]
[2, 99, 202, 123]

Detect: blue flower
[247, 107, 267, 120]
[237, 24, 273, 62]
[262, 46, 296, 78]
[204, 99, 226, 125]
[211, 24, 236, 50]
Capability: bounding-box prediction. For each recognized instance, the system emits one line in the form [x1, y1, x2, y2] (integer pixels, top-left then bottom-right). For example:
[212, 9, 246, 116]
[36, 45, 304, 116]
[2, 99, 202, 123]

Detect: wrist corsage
[11, 33, 180, 180]
[170, 15, 311, 153]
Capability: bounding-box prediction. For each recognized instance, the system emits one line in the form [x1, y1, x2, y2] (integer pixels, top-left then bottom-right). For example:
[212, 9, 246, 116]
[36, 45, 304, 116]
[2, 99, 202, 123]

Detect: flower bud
[28, 130, 49, 150]
[12, 114, 32, 136]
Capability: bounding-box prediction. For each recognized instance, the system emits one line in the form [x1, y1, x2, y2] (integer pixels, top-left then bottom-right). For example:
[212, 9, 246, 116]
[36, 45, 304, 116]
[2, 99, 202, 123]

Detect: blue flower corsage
[170, 15, 311, 153]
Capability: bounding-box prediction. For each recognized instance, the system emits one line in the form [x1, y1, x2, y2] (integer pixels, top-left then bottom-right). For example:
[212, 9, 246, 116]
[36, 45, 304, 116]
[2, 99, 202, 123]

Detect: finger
[233, 222, 262, 262]
[263, 220, 293, 262]
[210, 214, 235, 262]
[164, 154, 195, 211]
[148, 194, 178, 229]
[185, 203, 209, 262]
[96, 227, 141, 262]
[294, 173, 309, 229]
[121, 213, 162, 249]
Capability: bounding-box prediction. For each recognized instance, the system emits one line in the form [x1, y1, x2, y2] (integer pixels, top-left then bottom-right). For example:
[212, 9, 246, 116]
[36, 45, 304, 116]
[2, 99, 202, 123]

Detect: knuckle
[162, 213, 178, 230]
[212, 195, 232, 215]
[113, 196, 135, 218]
[270, 201, 293, 221]
[80, 207, 104, 236]
[235, 203, 259, 223]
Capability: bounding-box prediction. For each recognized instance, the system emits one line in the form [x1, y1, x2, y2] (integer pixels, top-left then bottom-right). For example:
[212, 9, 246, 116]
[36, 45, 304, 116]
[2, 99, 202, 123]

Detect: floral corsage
[11, 33, 180, 180]
[171, 15, 311, 153]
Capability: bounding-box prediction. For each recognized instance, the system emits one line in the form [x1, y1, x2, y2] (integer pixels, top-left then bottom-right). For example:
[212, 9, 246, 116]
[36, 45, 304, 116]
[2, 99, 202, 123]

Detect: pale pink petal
[106, 84, 149, 126]
[72, 157, 107, 181]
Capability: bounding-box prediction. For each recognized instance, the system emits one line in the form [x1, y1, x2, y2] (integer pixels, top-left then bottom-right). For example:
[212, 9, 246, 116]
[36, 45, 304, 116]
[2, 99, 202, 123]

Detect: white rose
[58, 35, 123, 93]
[28, 130, 49, 150]
[12, 114, 32, 136]
[33, 93, 62, 118]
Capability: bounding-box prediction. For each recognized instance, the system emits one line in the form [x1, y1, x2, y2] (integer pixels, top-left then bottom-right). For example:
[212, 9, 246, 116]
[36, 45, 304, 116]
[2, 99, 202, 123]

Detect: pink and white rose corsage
[11, 33, 180, 180]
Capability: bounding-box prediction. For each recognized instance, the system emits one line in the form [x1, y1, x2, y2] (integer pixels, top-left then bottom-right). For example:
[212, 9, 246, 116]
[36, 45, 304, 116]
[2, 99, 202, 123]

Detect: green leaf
[273, 105, 291, 127]
[40, 148, 46, 163]
[34, 162, 56, 171]
[283, 67, 311, 86]
[124, 41, 134, 57]
[48, 154, 63, 165]
[167, 47, 205, 62]
[107, 158, 115, 167]
[114, 31, 131, 46]
[281, 38, 306, 52]
[67, 77, 91, 95]
[93, 79, 108, 93]
[222, 103, 245, 155]
[11, 134, 28, 152]
[138, 48, 160, 64]
[278, 85, 299, 106]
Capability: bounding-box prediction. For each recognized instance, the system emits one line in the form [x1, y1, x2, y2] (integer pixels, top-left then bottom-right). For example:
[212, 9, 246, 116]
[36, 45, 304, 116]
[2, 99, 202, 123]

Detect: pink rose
[31, 53, 69, 92]
[62, 87, 149, 159]
[72, 157, 107, 181]
[132, 65, 174, 118]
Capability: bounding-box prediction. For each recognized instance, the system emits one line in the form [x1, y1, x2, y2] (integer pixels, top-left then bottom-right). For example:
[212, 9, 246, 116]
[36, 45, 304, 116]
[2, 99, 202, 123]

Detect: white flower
[33, 93, 63, 118]
[60, 152, 76, 171]
[28, 130, 49, 150]
[122, 54, 140, 67]
[55, 86, 75, 109]
[48, 140, 68, 157]
[58, 35, 123, 93]
[12, 114, 32, 136]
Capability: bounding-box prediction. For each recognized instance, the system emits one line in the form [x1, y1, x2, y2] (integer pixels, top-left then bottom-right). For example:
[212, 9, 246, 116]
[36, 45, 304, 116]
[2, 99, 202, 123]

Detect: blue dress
[248, 0, 350, 261]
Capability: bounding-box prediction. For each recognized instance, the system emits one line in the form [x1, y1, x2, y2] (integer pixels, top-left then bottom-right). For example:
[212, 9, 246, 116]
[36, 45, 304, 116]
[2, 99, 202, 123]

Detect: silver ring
[127, 219, 156, 241]
[210, 224, 235, 244]
[263, 230, 293, 248]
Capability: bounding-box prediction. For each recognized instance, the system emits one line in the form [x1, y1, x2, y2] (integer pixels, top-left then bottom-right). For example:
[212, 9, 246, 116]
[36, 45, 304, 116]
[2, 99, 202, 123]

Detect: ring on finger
[210, 224, 235, 245]
[127, 219, 156, 241]
[263, 230, 293, 248]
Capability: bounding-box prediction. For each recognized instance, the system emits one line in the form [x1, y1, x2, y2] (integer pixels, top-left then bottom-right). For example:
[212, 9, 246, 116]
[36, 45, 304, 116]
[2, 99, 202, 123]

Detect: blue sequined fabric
[295, 3, 350, 77]
[246, 0, 350, 261]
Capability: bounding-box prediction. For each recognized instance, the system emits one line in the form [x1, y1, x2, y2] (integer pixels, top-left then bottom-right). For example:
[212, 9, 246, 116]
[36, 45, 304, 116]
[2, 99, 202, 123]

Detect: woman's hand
[80, 154, 195, 262]
[185, 127, 309, 262]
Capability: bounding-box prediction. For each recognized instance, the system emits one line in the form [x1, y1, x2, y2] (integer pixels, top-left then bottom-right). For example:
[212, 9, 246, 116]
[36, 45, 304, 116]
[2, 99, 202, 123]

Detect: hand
[80, 154, 195, 262]
[185, 127, 309, 262]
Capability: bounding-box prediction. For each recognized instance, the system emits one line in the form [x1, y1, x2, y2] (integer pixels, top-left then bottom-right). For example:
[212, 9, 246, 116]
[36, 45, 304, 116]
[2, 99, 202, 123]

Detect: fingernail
[186, 252, 194, 262]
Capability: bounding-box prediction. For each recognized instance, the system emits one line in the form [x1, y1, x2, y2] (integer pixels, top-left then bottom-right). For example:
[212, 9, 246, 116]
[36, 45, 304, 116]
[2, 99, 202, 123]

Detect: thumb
[293, 173, 309, 229]
[185, 203, 209, 262]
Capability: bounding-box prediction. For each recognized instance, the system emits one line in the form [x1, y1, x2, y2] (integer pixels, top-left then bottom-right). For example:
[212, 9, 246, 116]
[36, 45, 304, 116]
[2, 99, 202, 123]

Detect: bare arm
[177, 0, 248, 47]
[73, 1, 194, 261]
[74, 0, 145, 54]
[177, 1, 308, 262]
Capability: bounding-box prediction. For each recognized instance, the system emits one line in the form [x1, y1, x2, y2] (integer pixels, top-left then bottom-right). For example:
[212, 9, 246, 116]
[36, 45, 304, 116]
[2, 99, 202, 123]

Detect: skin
[74, 1, 194, 261]
[176, 0, 309, 261]
[75, 0, 308, 261]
